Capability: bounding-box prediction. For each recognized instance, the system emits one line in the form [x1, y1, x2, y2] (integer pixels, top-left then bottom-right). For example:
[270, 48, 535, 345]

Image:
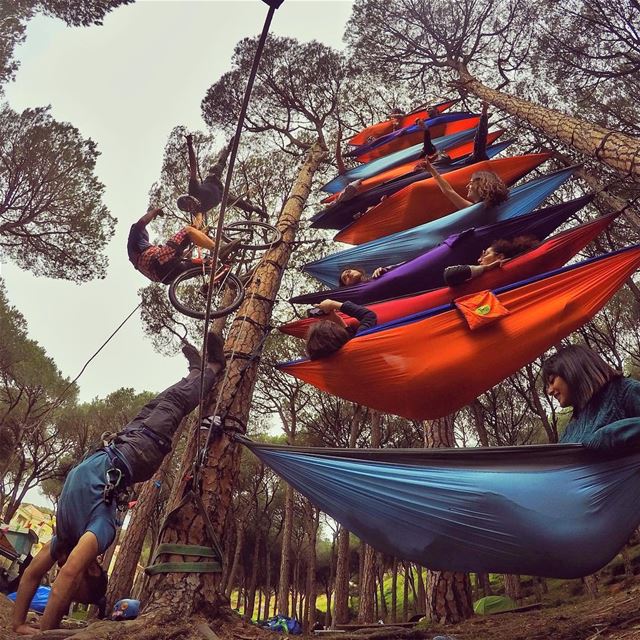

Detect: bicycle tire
[222, 221, 282, 251]
[168, 267, 245, 320]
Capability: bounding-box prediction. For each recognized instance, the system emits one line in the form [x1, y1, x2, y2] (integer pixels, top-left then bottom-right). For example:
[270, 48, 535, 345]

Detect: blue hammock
[311, 140, 513, 231]
[239, 418, 640, 578]
[304, 166, 577, 288]
[322, 128, 481, 194]
[291, 195, 593, 305]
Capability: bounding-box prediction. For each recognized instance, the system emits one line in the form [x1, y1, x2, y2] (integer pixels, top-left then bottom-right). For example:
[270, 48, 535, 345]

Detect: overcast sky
[2, 0, 354, 404]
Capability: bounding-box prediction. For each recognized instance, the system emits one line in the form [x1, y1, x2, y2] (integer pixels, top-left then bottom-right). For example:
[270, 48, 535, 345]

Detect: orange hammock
[278, 247, 640, 421]
[348, 99, 458, 147]
[335, 154, 551, 245]
[356, 116, 481, 163]
[279, 210, 616, 339]
[322, 130, 505, 204]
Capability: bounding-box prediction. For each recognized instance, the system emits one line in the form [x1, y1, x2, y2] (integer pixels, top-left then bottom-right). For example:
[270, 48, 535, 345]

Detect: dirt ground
[2, 585, 640, 640]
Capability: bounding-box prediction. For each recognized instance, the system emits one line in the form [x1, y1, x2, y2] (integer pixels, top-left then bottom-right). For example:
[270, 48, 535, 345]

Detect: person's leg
[185, 226, 216, 251]
[468, 106, 489, 164]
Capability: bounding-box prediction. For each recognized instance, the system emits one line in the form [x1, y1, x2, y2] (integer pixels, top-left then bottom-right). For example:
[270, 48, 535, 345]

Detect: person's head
[542, 345, 621, 409]
[305, 320, 351, 360]
[177, 194, 202, 214]
[388, 107, 404, 124]
[339, 267, 367, 287]
[467, 171, 509, 206]
[478, 235, 540, 265]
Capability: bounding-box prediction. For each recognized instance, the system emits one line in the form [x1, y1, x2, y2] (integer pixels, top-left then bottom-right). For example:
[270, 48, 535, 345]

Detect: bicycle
[168, 220, 282, 320]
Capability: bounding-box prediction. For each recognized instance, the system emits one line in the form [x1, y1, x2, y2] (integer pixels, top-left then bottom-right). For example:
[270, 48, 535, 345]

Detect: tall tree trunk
[416, 566, 425, 615]
[334, 527, 351, 624]
[402, 561, 409, 622]
[377, 556, 387, 620]
[503, 574, 521, 603]
[358, 410, 381, 623]
[478, 573, 492, 597]
[277, 483, 294, 615]
[245, 530, 261, 619]
[456, 65, 640, 183]
[264, 545, 272, 620]
[143, 142, 326, 618]
[325, 536, 336, 628]
[305, 507, 319, 632]
[225, 516, 245, 598]
[391, 558, 397, 623]
[106, 418, 186, 613]
[470, 400, 489, 447]
[423, 415, 473, 624]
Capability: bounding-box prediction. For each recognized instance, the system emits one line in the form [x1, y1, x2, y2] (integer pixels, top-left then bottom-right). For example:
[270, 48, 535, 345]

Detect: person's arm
[39, 532, 99, 632]
[338, 301, 377, 332]
[622, 378, 640, 417]
[422, 159, 473, 210]
[136, 207, 163, 227]
[371, 262, 404, 278]
[12, 543, 57, 635]
[443, 259, 503, 286]
[186, 134, 198, 180]
[229, 193, 267, 217]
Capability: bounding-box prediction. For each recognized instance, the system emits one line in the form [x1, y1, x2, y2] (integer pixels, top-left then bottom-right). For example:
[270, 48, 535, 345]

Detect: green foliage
[0, 104, 115, 281]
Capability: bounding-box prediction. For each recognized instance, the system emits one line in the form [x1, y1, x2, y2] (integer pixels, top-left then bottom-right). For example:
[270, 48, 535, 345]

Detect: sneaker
[181, 341, 202, 371]
[206, 332, 226, 368]
[218, 238, 242, 263]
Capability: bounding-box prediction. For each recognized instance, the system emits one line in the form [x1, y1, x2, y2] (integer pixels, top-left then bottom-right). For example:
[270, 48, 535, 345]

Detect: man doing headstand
[12, 334, 226, 635]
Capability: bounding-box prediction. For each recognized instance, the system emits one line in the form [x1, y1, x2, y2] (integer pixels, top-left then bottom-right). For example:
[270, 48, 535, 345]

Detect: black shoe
[181, 341, 202, 371]
[206, 332, 226, 368]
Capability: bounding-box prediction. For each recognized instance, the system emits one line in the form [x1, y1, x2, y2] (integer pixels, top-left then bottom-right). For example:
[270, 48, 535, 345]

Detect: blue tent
[303, 166, 577, 287]
[239, 418, 640, 578]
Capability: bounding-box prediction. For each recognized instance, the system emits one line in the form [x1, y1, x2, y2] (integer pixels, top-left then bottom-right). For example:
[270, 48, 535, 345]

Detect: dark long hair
[305, 321, 351, 359]
[542, 345, 621, 410]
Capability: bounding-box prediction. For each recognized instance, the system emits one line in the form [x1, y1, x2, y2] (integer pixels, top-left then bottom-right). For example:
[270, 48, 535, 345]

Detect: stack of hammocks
[239, 98, 640, 579]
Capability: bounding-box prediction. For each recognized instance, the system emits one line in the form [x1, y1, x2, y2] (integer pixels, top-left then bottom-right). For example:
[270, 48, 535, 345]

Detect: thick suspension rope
[193, 1, 280, 487]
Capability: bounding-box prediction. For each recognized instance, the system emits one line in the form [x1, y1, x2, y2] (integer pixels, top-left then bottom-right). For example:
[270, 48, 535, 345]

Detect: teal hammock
[239, 419, 640, 579]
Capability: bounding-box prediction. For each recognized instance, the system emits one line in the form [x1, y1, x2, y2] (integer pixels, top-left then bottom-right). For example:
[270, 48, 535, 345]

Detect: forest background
[0, 0, 639, 636]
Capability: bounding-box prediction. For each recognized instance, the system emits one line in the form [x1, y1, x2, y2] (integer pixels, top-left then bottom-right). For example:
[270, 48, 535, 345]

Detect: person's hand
[484, 258, 505, 271]
[317, 299, 341, 314]
[153, 207, 164, 218]
[372, 267, 388, 279]
[14, 623, 38, 636]
[481, 101, 489, 115]
[415, 117, 426, 130]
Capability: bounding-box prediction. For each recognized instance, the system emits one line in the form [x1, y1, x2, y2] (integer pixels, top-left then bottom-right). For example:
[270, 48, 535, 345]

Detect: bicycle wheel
[168, 267, 245, 320]
[222, 221, 282, 250]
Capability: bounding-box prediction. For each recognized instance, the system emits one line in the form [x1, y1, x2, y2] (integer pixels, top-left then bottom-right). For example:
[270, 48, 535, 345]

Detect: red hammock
[348, 99, 458, 146]
[335, 154, 551, 245]
[278, 246, 640, 421]
[280, 212, 617, 339]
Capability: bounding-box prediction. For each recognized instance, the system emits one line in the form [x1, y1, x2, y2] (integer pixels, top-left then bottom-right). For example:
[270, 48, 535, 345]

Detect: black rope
[194, 1, 279, 488]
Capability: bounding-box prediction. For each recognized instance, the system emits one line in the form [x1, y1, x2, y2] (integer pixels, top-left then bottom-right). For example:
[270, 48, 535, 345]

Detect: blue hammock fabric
[304, 166, 577, 288]
[322, 129, 480, 194]
[344, 112, 476, 158]
[239, 419, 640, 578]
[292, 195, 592, 305]
[311, 140, 512, 231]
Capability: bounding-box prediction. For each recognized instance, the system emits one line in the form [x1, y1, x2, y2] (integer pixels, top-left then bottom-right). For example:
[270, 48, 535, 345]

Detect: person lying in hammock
[339, 264, 401, 287]
[127, 207, 240, 284]
[11, 334, 226, 635]
[542, 345, 640, 445]
[177, 134, 264, 217]
[305, 299, 377, 359]
[443, 235, 540, 286]
[419, 101, 490, 166]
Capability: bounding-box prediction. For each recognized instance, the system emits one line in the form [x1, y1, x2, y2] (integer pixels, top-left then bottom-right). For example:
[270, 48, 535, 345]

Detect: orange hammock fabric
[335, 154, 551, 245]
[356, 116, 481, 163]
[279, 247, 640, 421]
[279, 211, 615, 339]
[322, 130, 504, 204]
[348, 100, 458, 147]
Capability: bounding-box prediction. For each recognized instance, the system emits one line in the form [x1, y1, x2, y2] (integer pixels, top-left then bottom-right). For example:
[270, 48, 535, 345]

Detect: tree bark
[503, 574, 521, 603]
[377, 556, 387, 620]
[142, 141, 327, 619]
[245, 530, 261, 619]
[402, 561, 409, 622]
[305, 507, 319, 632]
[276, 483, 294, 615]
[334, 527, 351, 624]
[358, 544, 377, 623]
[423, 415, 473, 624]
[457, 65, 640, 183]
[391, 558, 397, 623]
[224, 517, 245, 599]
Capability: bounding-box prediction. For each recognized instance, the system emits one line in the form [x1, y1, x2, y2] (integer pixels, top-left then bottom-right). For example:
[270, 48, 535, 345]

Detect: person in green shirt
[542, 345, 640, 444]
